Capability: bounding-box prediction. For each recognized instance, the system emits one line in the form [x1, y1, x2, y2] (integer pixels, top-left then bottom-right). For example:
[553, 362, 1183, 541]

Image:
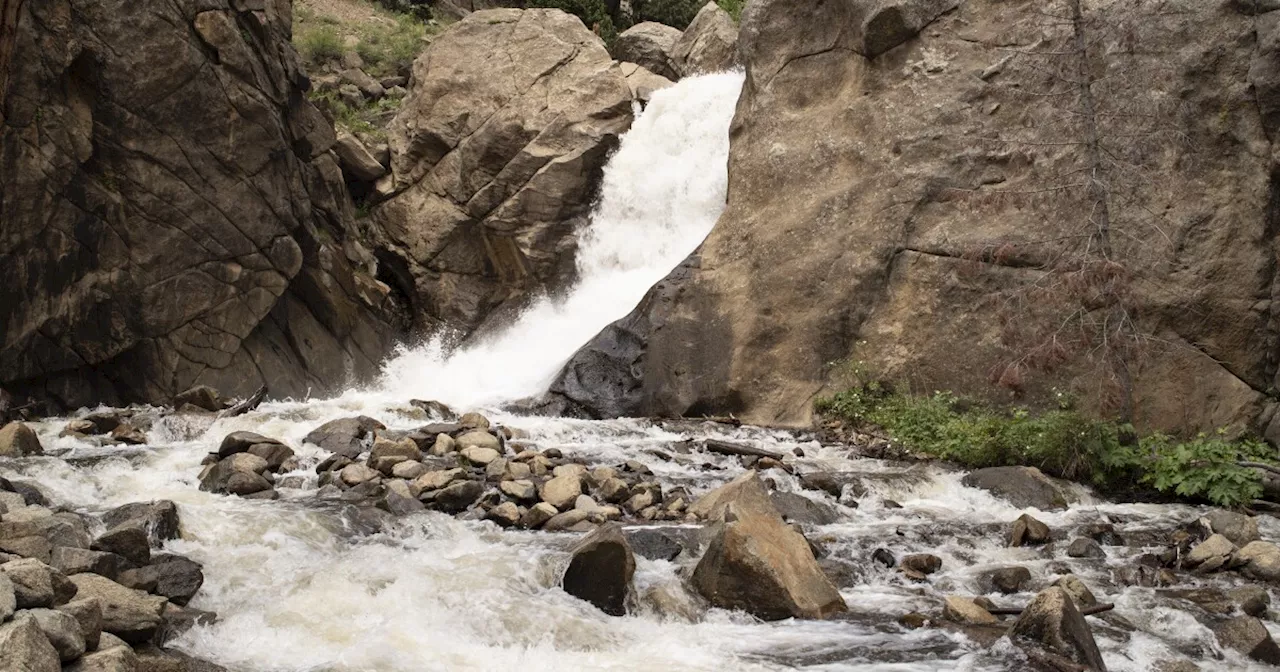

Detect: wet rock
[543, 510, 594, 532]
[1010, 513, 1051, 547]
[1237, 541, 1280, 582]
[689, 471, 777, 522]
[109, 424, 147, 445]
[690, 501, 846, 620]
[118, 555, 203, 606]
[641, 583, 704, 622]
[173, 385, 223, 412]
[200, 454, 270, 494]
[414, 468, 463, 492]
[461, 446, 501, 467]
[435, 481, 484, 513]
[872, 548, 896, 568]
[540, 474, 583, 511]
[247, 443, 295, 473]
[68, 573, 166, 644]
[964, 467, 1072, 511]
[1007, 586, 1107, 671]
[1067, 537, 1106, 559]
[1184, 534, 1236, 572]
[596, 478, 630, 504]
[944, 596, 998, 625]
[0, 422, 43, 457]
[410, 399, 454, 419]
[1080, 523, 1124, 546]
[391, 461, 427, 480]
[1201, 510, 1260, 546]
[102, 501, 180, 546]
[769, 492, 840, 526]
[304, 417, 386, 459]
[92, 527, 151, 567]
[1231, 585, 1271, 617]
[902, 554, 942, 575]
[1215, 616, 1280, 665]
[562, 523, 636, 616]
[797, 471, 847, 499]
[56, 597, 103, 651]
[157, 602, 217, 644]
[456, 430, 501, 453]
[0, 614, 60, 672]
[520, 502, 558, 529]
[624, 526, 703, 561]
[339, 463, 381, 487]
[485, 502, 522, 527]
[1112, 565, 1176, 589]
[1053, 575, 1098, 608]
[27, 607, 86, 661]
[226, 472, 273, 497]
[51, 547, 128, 581]
[983, 566, 1033, 594]
[216, 431, 278, 459]
[66, 644, 138, 671]
[430, 433, 457, 457]
[458, 413, 490, 431]
[0, 533, 52, 561]
[500, 479, 538, 502]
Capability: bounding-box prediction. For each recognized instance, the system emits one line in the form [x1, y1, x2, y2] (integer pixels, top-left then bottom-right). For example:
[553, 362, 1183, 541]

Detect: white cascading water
[3, 70, 1277, 672]
[372, 72, 746, 410]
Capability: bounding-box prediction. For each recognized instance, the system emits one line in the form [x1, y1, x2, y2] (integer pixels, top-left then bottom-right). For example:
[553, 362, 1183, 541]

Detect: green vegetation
[716, 0, 745, 22]
[353, 12, 430, 77]
[297, 23, 345, 64]
[308, 90, 399, 140]
[816, 384, 1278, 508]
[529, 0, 618, 43]
[638, 0, 701, 29]
[293, 3, 437, 79]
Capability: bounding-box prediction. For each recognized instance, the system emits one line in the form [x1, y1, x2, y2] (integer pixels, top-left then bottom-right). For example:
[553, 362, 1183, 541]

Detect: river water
[1, 73, 1276, 671]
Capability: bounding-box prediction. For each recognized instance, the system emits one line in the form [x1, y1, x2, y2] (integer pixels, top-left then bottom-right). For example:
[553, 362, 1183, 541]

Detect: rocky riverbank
[6, 386, 1280, 669]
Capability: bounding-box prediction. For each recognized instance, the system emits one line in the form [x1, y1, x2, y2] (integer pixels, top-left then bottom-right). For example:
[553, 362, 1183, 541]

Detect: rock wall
[549, 0, 1280, 434]
[0, 0, 403, 409]
[370, 9, 634, 335]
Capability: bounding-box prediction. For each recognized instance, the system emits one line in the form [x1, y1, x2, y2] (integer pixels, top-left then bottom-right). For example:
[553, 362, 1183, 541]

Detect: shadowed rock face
[0, 0, 402, 409]
[546, 0, 1280, 434]
[371, 9, 634, 337]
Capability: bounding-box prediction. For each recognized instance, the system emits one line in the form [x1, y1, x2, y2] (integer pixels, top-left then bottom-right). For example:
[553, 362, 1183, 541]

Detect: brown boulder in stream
[1007, 586, 1107, 671]
[689, 473, 846, 620]
[561, 523, 635, 616]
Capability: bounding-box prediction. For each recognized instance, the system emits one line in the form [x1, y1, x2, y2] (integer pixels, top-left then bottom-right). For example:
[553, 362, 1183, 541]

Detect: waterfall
[371, 72, 746, 410]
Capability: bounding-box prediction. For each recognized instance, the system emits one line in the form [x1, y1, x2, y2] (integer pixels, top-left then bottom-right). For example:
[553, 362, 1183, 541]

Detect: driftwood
[987, 603, 1114, 617]
[702, 438, 784, 461]
[217, 385, 267, 419]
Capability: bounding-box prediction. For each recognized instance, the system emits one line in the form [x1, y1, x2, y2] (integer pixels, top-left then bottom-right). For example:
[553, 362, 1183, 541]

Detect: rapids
[2, 73, 1277, 672]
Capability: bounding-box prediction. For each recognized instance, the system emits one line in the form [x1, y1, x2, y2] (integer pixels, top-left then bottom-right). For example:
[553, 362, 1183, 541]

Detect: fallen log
[702, 438, 785, 461]
[217, 385, 267, 419]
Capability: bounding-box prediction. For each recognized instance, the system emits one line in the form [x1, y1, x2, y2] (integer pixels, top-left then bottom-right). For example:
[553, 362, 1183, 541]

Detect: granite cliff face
[549, 0, 1280, 435]
[0, 0, 402, 408]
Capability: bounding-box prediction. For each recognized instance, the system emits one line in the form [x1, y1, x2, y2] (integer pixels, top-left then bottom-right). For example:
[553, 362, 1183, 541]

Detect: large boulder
[689, 478, 847, 620]
[0, 421, 42, 457]
[961, 467, 1073, 511]
[1215, 616, 1280, 665]
[304, 416, 386, 459]
[0, 615, 60, 672]
[0, 0, 401, 409]
[68, 573, 166, 644]
[546, 0, 1278, 432]
[1007, 586, 1107, 671]
[26, 607, 86, 662]
[101, 501, 180, 546]
[561, 523, 635, 616]
[612, 22, 682, 80]
[1236, 541, 1280, 583]
[372, 8, 634, 336]
[671, 2, 738, 77]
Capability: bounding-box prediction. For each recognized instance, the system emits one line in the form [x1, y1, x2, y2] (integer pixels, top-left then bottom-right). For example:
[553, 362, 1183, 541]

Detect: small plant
[298, 25, 344, 63]
[638, 0, 703, 29]
[816, 385, 1280, 507]
[717, 0, 745, 22]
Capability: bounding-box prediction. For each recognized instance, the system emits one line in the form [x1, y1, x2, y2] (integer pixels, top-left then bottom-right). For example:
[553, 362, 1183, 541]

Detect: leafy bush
[355, 13, 430, 78]
[298, 25, 344, 63]
[717, 0, 745, 22]
[815, 386, 1279, 507]
[637, 0, 702, 29]
[529, 0, 618, 42]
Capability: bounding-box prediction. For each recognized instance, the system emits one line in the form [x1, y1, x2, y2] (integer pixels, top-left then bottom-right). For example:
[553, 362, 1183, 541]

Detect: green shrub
[717, 0, 745, 22]
[638, 0, 702, 29]
[298, 25, 344, 63]
[355, 13, 430, 78]
[815, 386, 1279, 507]
[529, 0, 618, 42]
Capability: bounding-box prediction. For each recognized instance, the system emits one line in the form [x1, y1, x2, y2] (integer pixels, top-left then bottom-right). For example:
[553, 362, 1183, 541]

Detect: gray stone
[770, 491, 840, 526]
[611, 22, 682, 80]
[963, 467, 1073, 511]
[671, 2, 738, 77]
[1201, 510, 1260, 546]
[51, 547, 129, 581]
[562, 523, 635, 616]
[0, 615, 59, 672]
[1007, 586, 1107, 671]
[118, 555, 203, 605]
[68, 574, 166, 644]
[92, 527, 151, 567]
[56, 597, 103, 651]
[434, 481, 483, 513]
[1215, 616, 1280, 665]
[27, 607, 86, 662]
[540, 474, 583, 511]
[0, 422, 43, 457]
[1010, 514, 1051, 547]
[1066, 537, 1106, 559]
[304, 417, 386, 459]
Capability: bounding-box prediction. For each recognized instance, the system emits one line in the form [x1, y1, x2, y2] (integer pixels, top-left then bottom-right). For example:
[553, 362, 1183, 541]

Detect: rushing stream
[2, 73, 1277, 671]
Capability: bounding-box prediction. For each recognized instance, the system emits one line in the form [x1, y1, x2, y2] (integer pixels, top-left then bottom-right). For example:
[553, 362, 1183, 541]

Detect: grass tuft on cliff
[816, 385, 1278, 508]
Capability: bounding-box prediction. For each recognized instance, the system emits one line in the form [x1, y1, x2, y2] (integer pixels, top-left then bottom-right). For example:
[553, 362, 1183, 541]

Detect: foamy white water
[372, 72, 745, 411]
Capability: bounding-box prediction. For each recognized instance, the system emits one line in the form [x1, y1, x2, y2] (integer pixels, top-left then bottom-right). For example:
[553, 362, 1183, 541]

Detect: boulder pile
[0, 471, 223, 671]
